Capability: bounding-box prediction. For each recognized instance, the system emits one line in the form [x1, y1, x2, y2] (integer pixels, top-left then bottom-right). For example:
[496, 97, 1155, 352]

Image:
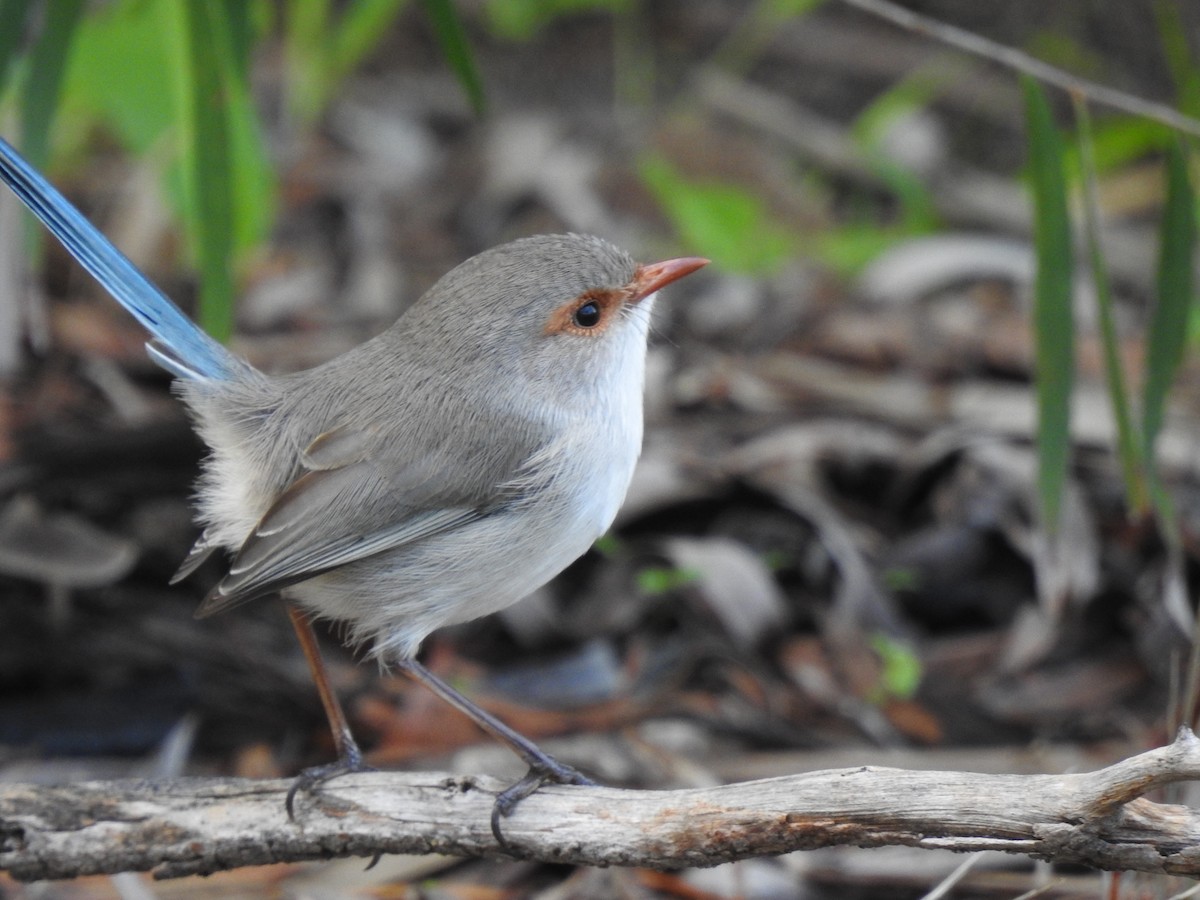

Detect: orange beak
[628, 256, 709, 303]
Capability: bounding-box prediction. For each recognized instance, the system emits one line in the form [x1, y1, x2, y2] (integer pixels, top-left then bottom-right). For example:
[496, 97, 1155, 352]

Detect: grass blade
[1022, 76, 1075, 536]
[1142, 139, 1195, 482]
[0, 0, 36, 98]
[1071, 95, 1148, 515]
[332, 0, 410, 80]
[172, 2, 238, 342]
[21, 0, 85, 168]
[420, 0, 485, 115]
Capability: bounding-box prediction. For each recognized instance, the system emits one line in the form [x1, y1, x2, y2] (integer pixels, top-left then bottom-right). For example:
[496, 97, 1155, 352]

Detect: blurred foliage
[420, 0, 485, 114]
[1023, 76, 1074, 537]
[1062, 116, 1175, 181]
[483, 0, 631, 41]
[19, 0, 83, 171]
[285, 0, 414, 124]
[709, 0, 827, 73]
[635, 565, 700, 597]
[1029, 91, 1197, 542]
[868, 634, 922, 703]
[173, 3, 259, 343]
[1074, 97, 1148, 517]
[1, 0, 478, 340]
[1143, 139, 1195, 512]
[1155, 0, 1200, 118]
[48, 0, 273, 340]
[639, 155, 798, 275]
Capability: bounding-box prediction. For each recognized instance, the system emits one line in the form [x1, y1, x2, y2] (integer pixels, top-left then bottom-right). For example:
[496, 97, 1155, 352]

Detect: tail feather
[0, 137, 246, 383]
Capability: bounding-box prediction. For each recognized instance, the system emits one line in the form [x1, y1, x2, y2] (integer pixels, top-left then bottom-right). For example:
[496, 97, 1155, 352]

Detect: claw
[490, 759, 595, 848]
[285, 744, 376, 820]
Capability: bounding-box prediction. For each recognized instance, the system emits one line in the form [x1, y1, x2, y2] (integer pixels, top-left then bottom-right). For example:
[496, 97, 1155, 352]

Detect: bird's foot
[286, 744, 376, 820]
[491, 756, 595, 845]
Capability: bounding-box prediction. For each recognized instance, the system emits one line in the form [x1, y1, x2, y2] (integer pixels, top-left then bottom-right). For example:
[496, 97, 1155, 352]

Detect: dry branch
[4, 729, 1200, 881]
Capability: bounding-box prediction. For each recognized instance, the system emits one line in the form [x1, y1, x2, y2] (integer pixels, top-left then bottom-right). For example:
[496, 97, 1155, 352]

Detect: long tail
[0, 137, 247, 382]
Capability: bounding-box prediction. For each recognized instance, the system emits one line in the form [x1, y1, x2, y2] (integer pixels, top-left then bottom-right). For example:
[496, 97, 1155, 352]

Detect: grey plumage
[184, 234, 647, 659]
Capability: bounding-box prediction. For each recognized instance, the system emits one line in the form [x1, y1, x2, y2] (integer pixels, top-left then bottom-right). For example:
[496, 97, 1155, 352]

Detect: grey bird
[0, 136, 708, 836]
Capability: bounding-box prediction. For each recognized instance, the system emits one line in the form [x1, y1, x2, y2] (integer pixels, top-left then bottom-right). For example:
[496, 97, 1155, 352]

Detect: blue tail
[0, 137, 246, 382]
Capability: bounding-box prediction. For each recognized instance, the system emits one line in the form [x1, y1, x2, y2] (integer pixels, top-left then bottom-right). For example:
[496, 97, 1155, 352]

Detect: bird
[0, 136, 708, 837]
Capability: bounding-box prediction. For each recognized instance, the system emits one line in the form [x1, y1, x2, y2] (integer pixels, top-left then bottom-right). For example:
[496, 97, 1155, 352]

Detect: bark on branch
[4, 728, 1200, 881]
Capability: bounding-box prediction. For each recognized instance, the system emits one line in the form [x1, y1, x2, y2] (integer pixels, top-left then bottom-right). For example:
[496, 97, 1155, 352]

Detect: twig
[4, 729, 1200, 881]
[834, 0, 1200, 137]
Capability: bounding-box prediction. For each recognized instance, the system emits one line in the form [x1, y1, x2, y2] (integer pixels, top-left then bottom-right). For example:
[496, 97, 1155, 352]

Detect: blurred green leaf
[640, 155, 796, 275]
[636, 565, 700, 596]
[1025, 31, 1105, 81]
[1144, 141, 1195, 479]
[286, 0, 412, 124]
[172, 2, 239, 341]
[869, 633, 921, 701]
[1155, 0, 1200, 118]
[485, 0, 629, 41]
[1073, 97, 1148, 516]
[62, 1, 178, 153]
[1022, 76, 1074, 536]
[591, 533, 622, 557]
[330, 0, 410, 77]
[420, 0, 484, 114]
[0, 0, 36, 99]
[808, 221, 916, 275]
[710, 0, 825, 72]
[881, 566, 921, 592]
[1063, 115, 1174, 178]
[61, 0, 274, 270]
[21, 0, 85, 169]
[765, 0, 826, 17]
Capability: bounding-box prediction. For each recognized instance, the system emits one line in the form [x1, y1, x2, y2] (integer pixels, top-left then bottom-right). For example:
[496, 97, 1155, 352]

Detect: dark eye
[573, 300, 602, 327]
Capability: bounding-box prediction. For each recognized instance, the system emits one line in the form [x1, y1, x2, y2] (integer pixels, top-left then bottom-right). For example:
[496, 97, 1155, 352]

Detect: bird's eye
[573, 300, 602, 328]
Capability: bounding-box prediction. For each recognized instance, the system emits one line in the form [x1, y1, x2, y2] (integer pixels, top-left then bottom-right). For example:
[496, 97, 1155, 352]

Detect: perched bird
[0, 137, 707, 834]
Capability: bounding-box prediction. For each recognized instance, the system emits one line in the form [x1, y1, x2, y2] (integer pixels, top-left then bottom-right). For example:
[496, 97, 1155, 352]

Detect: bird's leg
[394, 658, 595, 842]
[285, 603, 374, 818]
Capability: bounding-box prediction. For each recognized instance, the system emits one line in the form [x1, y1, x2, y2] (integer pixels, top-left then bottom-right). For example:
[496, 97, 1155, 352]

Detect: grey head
[389, 234, 647, 398]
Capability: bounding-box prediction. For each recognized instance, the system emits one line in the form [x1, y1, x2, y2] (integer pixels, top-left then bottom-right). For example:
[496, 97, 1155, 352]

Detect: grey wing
[193, 423, 521, 618]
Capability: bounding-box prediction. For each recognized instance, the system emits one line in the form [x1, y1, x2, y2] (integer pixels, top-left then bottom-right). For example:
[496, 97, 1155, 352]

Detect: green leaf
[62, 1, 178, 154]
[0, 0, 37, 100]
[639, 155, 796, 275]
[1022, 76, 1074, 536]
[1072, 97, 1148, 516]
[485, 0, 630, 41]
[420, 0, 485, 115]
[869, 633, 922, 701]
[285, 0, 411, 124]
[63, 0, 275, 260]
[808, 221, 916, 275]
[171, 2, 240, 342]
[636, 566, 700, 596]
[1062, 115, 1174, 179]
[21, 0, 85, 168]
[765, 0, 826, 18]
[1154, 0, 1200, 118]
[881, 566, 921, 592]
[591, 533, 622, 557]
[331, 0, 410, 78]
[1143, 141, 1195, 479]
[709, 0, 825, 73]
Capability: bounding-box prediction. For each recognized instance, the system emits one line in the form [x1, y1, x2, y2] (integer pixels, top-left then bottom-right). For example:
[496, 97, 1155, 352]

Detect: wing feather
[193, 430, 506, 618]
